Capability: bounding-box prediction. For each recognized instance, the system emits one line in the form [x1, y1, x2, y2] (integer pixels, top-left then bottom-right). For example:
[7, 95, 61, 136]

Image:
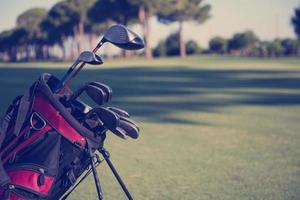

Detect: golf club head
[85, 85, 107, 105]
[86, 107, 119, 134]
[120, 116, 140, 132]
[111, 127, 127, 139]
[78, 51, 103, 65]
[107, 107, 130, 118]
[88, 82, 113, 102]
[118, 120, 139, 139]
[102, 24, 144, 50]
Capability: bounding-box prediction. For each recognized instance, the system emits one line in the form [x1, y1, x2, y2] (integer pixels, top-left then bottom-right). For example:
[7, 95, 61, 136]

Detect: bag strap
[0, 160, 10, 187]
[12, 81, 38, 136]
[0, 96, 22, 140]
[12, 95, 30, 136]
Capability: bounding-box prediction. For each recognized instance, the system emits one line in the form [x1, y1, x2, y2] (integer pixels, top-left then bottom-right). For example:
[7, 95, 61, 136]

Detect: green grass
[1, 56, 300, 200]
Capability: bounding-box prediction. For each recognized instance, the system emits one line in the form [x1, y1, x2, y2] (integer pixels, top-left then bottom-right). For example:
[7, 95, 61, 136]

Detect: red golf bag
[0, 73, 132, 200]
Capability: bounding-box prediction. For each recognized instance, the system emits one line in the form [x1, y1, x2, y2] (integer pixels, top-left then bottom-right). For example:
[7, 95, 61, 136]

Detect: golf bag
[0, 24, 144, 200]
[0, 73, 125, 200]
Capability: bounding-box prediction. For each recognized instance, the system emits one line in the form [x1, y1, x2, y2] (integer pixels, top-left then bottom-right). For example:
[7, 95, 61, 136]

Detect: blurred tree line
[154, 5, 300, 58]
[0, 0, 210, 61]
[204, 31, 299, 57]
[0, 1, 299, 62]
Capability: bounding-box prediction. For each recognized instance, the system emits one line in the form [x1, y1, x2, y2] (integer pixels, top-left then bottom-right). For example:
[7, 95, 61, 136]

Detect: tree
[165, 32, 180, 56]
[130, 0, 162, 59]
[0, 28, 27, 61]
[152, 41, 166, 57]
[291, 6, 300, 55]
[158, 0, 211, 58]
[281, 38, 298, 56]
[41, 1, 77, 60]
[153, 32, 200, 57]
[17, 8, 48, 60]
[85, 20, 112, 51]
[186, 40, 201, 55]
[88, 0, 139, 25]
[228, 30, 259, 56]
[17, 8, 48, 31]
[209, 36, 227, 54]
[64, 0, 95, 52]
[267, 39, 284, 57]
[0, 8, 47, 61]
[88, 0, 139, 57]
[41, 0, 98, 60]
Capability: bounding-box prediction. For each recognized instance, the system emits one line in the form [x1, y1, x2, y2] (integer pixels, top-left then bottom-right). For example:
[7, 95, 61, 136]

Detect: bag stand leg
[99, 148, 134, 200]
[61, 147, 133, 200]
[87, 144, 104, 200]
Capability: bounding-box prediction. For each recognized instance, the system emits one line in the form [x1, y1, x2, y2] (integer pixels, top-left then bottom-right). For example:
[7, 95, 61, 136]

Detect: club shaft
[53, 61, 78, 92]
[57, 42, 103, 94]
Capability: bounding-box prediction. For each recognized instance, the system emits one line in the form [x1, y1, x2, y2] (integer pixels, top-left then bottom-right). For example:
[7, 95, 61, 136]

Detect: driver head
[102, 24, 144, 50]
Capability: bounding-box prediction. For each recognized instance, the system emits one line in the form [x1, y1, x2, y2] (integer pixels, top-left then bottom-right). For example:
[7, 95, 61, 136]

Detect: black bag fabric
[0, 74, 104, 200]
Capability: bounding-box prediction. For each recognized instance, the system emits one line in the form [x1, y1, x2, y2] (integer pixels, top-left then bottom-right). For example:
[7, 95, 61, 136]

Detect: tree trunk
[88, 33, 95, 50]
[139, 6, 152, 60]
[78, 17, 85, 52]
[298, 38, 300, 56]
[179, 21, 186, 58]
[9, 48, 17, 62]
[70, 36, 77, 60]
[145, 16, 152, 59]
[62, 45, 67, 61]
[42, 45, 49, 60]
[60, 35, 68, 61]
[35, 45, 44, 60]
[73, 26, 79, 57]
[25, 46, 30, 61]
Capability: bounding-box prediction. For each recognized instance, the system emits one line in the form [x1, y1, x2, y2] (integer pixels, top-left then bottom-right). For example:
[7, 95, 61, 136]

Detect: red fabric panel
[8, 170, 54, 196]
[2, 126, 51, 164]
[33, 93, 86, 147]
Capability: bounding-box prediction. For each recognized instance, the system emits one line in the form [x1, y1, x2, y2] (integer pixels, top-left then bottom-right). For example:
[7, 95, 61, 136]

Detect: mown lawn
[0, 56, 300, 200]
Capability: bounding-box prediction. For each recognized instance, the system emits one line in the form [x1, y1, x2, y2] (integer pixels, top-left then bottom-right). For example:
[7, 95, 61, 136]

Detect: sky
[0, 0, 299, 47]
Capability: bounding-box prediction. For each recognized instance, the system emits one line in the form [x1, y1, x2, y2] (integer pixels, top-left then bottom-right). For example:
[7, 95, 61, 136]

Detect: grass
[0, 56, 300, 199]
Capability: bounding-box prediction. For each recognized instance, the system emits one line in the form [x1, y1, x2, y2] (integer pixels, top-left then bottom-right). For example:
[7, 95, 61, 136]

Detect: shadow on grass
[0, 66, 299, 124]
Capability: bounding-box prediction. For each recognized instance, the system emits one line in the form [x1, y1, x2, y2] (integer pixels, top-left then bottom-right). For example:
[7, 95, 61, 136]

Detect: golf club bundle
[0, 24, 144, 200]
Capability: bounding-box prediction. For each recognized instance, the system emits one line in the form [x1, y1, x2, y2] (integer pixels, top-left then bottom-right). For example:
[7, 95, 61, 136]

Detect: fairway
[0, 56, 300, 200]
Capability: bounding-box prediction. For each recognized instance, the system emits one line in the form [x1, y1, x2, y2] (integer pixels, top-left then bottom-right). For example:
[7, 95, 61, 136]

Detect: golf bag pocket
[6, 166, 55, 197]
[0, 131, 61, 199]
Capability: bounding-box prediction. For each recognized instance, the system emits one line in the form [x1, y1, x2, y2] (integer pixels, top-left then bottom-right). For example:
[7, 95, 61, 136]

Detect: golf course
[0, 56, 300, 200]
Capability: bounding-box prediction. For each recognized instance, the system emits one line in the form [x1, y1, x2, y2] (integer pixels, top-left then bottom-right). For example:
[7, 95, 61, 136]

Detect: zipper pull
[38, 168, 45, 186]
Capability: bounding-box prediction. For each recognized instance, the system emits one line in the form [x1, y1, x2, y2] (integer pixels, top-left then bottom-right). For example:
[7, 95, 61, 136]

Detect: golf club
[87, 107, 139, 139]
[57, 24, 145, 93]
[54, 51, 103, 92]
[115, 120, 139, 139]
[84, 107, 119, 132]
[119, 116, 140, 132]
[89, 82, 113, 102]
[68, 83, 112, 106]
[85, 85, 107, 106]
[107, 107, 130, 118]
